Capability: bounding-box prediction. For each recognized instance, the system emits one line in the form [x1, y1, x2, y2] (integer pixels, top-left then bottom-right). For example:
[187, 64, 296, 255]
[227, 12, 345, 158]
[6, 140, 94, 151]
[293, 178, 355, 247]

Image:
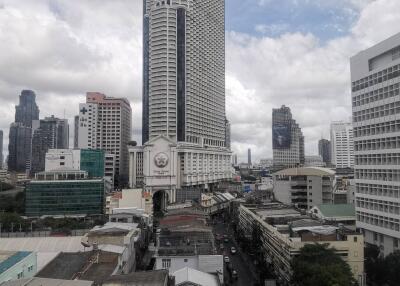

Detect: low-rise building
[173, 267, 219, 286]
[309, 204, 356, 226]
[236, 203, 364, 285]
[106, 189, 152, 215]
[0, 278, 94, 286]
[102, 270, 171, 286]
[154, 209, 223, 284]
[273, 167, 335, 210]
[200, 192, 235, 215]
[25, 170, 104, 217]
[0, 251, 37, 283]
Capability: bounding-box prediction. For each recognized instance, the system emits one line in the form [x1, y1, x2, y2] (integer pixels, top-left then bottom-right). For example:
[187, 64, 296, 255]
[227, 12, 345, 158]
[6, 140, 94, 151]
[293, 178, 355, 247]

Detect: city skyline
[1, 1, 400, 162]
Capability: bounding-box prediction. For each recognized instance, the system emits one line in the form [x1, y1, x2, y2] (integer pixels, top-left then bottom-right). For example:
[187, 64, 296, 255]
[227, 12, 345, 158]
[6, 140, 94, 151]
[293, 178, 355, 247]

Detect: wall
[0, 252, 37, 283]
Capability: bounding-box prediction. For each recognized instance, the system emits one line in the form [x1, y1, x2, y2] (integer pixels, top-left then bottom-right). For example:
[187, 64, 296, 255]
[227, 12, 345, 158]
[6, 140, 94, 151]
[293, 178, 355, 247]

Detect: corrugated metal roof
[316, 204, 355, 218]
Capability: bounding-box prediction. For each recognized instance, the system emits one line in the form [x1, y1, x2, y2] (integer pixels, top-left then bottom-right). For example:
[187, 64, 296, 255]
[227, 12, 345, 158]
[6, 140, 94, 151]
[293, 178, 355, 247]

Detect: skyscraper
[351, 33, 400, 255]
[31, 116, 69, 175]
[225, 118, 231, 150]
[0, 130, 3, 169]
[272, 105, 305, 169]
[143, 0, 226, 147]
[130, 0, 231, 205]
[8, 90, 39, 173]
[318, 139, 331, 166]
[15, 90, 39, 128]
[330, 122, 354, 169]
[78, 92, 132, 185]
[248, 148, 252, 166]
[8, 123, 32, 173]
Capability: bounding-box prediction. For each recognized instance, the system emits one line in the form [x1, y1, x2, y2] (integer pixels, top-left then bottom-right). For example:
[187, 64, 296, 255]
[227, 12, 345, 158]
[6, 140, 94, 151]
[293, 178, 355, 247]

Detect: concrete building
[14, 90, 39, 128]
[351, 32, 400, 255]
[273, 167, 335, 210]
[138, 0, 231, 207]
[31, 116, 69, 175]
[106, 189, 152, 215]
[304, 155, 325, 167]
[330, 121, 354, 169]
[0, 251, 37, 283]
[25, 170, 104, 217]
[236, 203, 364, 285]
[78, 92, 132, 186]
[0, 130, 3, 169]
[225, 118, 231, 150]
[0, 278, 93, 286]
[247, 148, 252, 166]
[272, 105, 305, 170]
[8, 123, 32, 173]
[74, 115, 79, 149]
[318, 138, 331, 166]
[102, 270, 170, 286]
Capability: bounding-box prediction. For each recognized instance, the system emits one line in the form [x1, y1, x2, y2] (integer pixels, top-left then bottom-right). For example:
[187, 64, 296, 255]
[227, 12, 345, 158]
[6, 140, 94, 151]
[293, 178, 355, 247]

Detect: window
[60, 162, 65, 166]
[60, 156, 65, 159]
[354, 237, 358, 243]
[162, 259, 171, 269]
[394, 238, 399, 248]
[184, 259, 188, 263]
[17, 272, 23, 279]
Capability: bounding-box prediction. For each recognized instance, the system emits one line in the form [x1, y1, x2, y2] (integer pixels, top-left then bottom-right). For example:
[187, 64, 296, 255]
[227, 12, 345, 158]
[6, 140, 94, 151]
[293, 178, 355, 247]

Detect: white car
[230, 247, 237, 254]
[224, 256, 230, 263]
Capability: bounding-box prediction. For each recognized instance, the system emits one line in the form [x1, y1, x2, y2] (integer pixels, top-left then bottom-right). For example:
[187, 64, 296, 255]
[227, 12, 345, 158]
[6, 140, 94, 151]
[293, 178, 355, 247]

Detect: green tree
[384, 251, 400, 286]
[364, 244, 385, 285]
[292, 243, 356, 286]
[0, 212, 23, 231]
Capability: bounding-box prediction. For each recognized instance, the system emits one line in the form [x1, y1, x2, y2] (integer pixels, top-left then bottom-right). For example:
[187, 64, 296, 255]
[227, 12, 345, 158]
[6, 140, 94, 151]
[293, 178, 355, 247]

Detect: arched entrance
[153, 190, 169, 217]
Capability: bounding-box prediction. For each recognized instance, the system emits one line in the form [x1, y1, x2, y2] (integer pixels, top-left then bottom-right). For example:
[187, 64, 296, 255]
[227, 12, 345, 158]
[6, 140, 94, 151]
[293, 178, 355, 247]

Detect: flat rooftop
[102, 270, 169, 286]
[0, 251, 31, 275]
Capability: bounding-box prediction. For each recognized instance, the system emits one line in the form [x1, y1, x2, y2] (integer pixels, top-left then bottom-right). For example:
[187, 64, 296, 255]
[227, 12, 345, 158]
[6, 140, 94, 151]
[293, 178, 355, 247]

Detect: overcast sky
[0, 0, 400, 163]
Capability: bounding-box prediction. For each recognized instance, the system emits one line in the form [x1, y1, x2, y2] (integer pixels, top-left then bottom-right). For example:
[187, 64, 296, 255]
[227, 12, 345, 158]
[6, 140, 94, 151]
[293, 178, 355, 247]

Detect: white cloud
[0, 0, 400, 165]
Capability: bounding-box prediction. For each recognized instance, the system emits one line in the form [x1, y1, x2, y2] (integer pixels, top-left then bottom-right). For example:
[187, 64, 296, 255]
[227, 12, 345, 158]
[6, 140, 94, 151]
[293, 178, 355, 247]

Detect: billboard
[273, 123, 291, 149]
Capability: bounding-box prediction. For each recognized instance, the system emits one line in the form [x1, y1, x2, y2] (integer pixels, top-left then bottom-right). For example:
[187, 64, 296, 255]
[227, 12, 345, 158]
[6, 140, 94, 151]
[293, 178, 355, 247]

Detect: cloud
[0, 0, 400, 165]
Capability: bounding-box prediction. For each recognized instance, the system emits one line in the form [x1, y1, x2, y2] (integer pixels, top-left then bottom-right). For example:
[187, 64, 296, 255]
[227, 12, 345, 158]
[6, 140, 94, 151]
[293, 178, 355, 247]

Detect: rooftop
[315, 204, 356, 218]
[173, 267, 220, 286]
[274, 167, 335, 177]
[0, 278, 94, 286]
[0, 251, 31, 275]
[102, 270, 169, 286]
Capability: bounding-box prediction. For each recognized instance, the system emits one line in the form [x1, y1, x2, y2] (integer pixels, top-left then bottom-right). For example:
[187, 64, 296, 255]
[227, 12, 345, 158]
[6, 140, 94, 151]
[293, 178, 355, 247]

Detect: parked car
[224, 256, 230, 263]
[230, 247, 237, 254]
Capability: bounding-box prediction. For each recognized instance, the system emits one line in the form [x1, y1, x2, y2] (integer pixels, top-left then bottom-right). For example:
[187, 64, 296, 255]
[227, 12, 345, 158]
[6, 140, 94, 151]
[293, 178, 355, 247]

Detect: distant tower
[330, 122, 354, 169]
[318, 139, 331, 166]
[74, 115, 79, 149]
[272, 105, 304, 170]
[8, 90, 39, 173]
[31, 116, 69, 175]
[0, 130, 3, 169]
[248, 148, 252, 166]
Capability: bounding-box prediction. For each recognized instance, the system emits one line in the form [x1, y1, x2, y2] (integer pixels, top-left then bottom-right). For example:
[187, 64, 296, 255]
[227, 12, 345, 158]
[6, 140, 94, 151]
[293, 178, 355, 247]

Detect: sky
[0, 0, 400, 164]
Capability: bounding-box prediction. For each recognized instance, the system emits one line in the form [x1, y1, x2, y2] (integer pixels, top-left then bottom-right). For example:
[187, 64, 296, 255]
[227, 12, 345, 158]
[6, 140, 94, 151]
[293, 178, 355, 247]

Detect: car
[224, 256, 230, 263]
[232, 270, 238, 280]
[230, 247, 237, 254]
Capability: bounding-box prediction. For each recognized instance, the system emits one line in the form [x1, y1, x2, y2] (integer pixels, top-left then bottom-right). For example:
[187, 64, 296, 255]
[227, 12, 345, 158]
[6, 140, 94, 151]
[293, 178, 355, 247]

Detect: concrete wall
[0, 252, 37, 283]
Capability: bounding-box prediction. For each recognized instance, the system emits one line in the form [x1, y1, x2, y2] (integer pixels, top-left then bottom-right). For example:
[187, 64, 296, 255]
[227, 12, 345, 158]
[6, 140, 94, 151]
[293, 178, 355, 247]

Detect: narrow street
[212, 216, 257, 286]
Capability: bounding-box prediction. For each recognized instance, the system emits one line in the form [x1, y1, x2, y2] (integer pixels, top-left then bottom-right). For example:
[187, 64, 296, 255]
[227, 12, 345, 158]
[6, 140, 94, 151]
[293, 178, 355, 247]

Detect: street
[212, 216, 257, 286]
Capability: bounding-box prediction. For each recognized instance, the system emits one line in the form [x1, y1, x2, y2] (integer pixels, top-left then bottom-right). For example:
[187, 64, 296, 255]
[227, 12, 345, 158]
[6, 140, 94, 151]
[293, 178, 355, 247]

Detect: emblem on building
[154, 152, 169, 168]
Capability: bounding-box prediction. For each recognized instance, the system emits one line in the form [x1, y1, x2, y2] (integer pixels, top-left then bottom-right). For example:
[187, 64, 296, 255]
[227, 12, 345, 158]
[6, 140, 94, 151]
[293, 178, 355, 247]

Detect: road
[212, 217, 257, 286]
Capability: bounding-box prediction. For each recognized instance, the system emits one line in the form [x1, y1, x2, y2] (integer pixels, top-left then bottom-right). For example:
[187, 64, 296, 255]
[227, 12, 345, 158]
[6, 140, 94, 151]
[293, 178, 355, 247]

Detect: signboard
[273, 123, 291, 149]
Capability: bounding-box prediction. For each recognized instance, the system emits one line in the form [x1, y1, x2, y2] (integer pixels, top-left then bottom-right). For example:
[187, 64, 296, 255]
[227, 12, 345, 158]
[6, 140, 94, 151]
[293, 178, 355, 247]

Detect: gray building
[0, 130, 3, 169]
[272, 105, 305, 170]
[318, 138, 331, 166]
[8, 90, 40, 173]
[143, 0, 227, 147]
[74, 115, 79, 149]
[15, 90, 39, 128]
[8, 123, 32, 173]
[351, 32, 400, 256]
[225, 118, 231, 150]
[31, 116, 69, 175]
[247, 148, 252, 166]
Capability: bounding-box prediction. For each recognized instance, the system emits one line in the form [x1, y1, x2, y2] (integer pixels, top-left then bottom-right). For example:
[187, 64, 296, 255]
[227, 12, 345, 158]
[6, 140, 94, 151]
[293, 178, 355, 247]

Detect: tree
[384, 251, 400, 286]
[364, 244, 385, 285]
[292, 243, 356, 286]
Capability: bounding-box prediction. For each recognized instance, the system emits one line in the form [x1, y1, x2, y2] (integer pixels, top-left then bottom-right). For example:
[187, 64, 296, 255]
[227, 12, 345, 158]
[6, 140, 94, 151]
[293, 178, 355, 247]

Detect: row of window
[357, 198, 400, 215]
[353, 101, 400, 122]
[355, 136, 400, 151]
[356, 183, 400, 198]
[352, 83, 400, 107]
[355, 153, 400, 165]
[357, 211, 399, 231]
[352, 63, 400, 92]
[354, 119, 400, 138]
[355, 169, 400, 182]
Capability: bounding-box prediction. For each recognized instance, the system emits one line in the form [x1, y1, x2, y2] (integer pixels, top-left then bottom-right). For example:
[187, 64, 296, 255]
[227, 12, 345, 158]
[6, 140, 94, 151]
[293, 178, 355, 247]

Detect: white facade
[351, 32, 400, 256]
[45, 149, 81, 171]
[145, 0, 226, 147]
[330, 121, 354, 168]
[0, 251, 37, 283]
[78, 93, 132, 183]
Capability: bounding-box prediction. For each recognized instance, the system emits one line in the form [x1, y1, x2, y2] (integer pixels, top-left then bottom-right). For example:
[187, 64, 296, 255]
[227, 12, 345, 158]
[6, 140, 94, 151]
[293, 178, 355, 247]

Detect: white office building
[331, 121, 354, 169]
[78, 92, 132, 185]
[351, 32, 400, 255]
[135, 0, 232, 207]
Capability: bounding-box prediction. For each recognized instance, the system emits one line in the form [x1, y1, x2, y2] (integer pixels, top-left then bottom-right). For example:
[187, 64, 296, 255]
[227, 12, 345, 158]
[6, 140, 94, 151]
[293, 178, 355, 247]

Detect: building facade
[74, 115, 79, 149]
[26, 170, 104, 217]
[272, 105, 305, 170]
[8, 123, 32, 173]
[247, 148, 252, 166]
[78, 92, 132, 185]
[31, 116, 69, 175]
[330, 121, 354, 169]
[273, 167, 335, 210]
[8, 90, 39, 173]
[225, 118, 231, 150]
[351, 33, 400, 255]
[318, 138, 331, 166]
[0, 251, 37, 283]
[0, 130, 3, 169]
[143, 0, 226, 147]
